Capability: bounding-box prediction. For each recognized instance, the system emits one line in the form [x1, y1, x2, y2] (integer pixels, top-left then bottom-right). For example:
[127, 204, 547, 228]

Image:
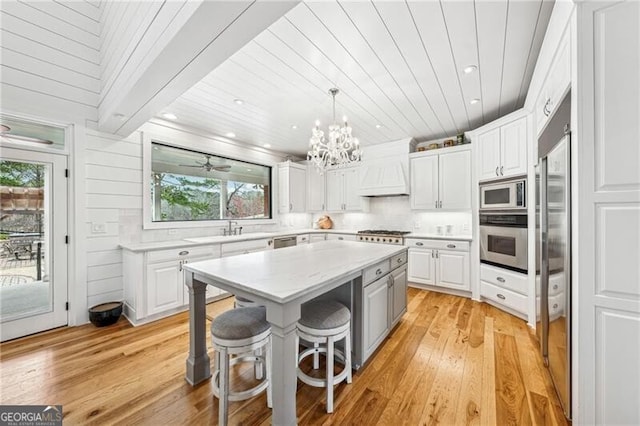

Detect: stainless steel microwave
[480, 178, 526, 211]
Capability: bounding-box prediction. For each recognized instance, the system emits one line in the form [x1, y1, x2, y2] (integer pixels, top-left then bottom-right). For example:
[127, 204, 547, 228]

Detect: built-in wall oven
[479, 213, 528, 273]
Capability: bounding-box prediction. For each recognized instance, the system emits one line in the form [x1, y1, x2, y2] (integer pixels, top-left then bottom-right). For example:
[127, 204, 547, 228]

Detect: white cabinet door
[343, 167, 362, 211]
[325, 169, 343, 211]
[390, 265, 407, 326]
[363, 277, 390, 359]
[500, 118, 527, 178]
[439, 150, 471, 209]
[436, 250, 470, 291]
[306, 165, 326, 211]
[309, 233, 326, 242]
[410, 155, 438, 210]
[407, 248, 435, 285]
[478, 128, 501, 180]
[147, 261, 183, 316]
[278, 162, 306, 213]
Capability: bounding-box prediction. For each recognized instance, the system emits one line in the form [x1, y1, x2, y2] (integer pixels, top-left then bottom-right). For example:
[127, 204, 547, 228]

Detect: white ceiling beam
[99, 1, 300, 137]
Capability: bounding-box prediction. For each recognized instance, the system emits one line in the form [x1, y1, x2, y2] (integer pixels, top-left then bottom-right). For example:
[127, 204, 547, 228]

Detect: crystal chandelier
[307, 88, 362, 172]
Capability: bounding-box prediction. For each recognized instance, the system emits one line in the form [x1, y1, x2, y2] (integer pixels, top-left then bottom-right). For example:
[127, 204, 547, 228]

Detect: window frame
[142, 134, 276, 230]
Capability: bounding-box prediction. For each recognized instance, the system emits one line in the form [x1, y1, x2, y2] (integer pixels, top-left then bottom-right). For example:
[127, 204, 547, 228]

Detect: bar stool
[295, 300, 352, 413]
[211, 306, 272, 426]
[234, 295, 258, 308]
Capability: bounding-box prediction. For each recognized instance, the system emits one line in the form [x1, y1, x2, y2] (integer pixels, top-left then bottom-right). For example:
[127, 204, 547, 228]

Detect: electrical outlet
[413, 221, 421, 229]
[91, 222, 106, 234]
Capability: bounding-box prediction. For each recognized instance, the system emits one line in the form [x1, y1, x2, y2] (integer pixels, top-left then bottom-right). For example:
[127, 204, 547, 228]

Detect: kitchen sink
[183, 232, 275, 244]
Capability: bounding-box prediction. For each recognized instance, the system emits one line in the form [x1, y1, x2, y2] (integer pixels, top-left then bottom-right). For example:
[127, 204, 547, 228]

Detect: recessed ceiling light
[234, 99, 244, 105]
[375, 124, 382, 129]
[291, 125, 298, 130]
[463, 65, 477, 74]
[263, 143, 271, 148]
[162, 113, 177, 120]
[225, 132, 236, 138]
[469, 98, 481, 105]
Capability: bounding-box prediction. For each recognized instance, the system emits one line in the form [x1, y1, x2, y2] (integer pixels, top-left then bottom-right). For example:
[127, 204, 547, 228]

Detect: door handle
[179, 260, 183, 272]
[435, 200, 438, 208]
[500, 166, 504, 176]
[431, 250, 434, 258]
[435, 251, 439, 259]
[496, 166, 499, 176]
[289, 203, 293, 212]
[439, 200, 442, 208]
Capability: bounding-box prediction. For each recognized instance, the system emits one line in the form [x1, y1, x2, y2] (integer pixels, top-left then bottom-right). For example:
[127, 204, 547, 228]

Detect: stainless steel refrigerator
[536, 92, 571, 420]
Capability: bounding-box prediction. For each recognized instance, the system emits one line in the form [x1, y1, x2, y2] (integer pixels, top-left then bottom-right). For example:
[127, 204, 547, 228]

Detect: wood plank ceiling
[162, 0, 554, 156]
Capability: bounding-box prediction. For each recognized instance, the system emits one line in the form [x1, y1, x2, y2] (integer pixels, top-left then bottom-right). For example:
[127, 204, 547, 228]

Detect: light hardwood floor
[0, 288, 568, 425]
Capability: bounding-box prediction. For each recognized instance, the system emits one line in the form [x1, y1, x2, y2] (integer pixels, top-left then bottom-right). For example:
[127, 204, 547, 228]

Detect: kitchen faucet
[224, 221, 238, 236]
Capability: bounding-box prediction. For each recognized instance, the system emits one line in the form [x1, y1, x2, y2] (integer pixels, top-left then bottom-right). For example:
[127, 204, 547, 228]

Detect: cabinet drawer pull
[497, 293, 506, 300]
[179, 250, 189, 256]
[376, 268, 383, 276]
[397, 257, 403, 263]
[553, 303, 559, 309]
[496, 277, 506, 283]
[416, 242, 424, 246]
[447, 244, 456, 248]
[338, 237, 344, 240]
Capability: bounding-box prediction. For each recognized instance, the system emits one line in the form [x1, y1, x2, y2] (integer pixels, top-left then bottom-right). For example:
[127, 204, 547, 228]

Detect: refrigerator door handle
[540, 157, 550, 365]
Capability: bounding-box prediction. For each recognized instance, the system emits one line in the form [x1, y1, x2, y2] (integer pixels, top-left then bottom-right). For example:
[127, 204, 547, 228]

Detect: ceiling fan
[179, 155, 231, 172]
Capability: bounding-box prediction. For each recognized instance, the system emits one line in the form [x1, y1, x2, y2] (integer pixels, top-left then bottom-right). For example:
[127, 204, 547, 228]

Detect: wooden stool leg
[326, 336, 334, 413]
[266, 335, 273, 408]
[218, 347, 229, 426]
[345, 330, 352, 384]
[313, 342, 320, 369]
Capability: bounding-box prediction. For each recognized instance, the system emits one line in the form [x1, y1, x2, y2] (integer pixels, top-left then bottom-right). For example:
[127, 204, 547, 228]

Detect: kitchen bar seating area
[0, 288, 568, 425]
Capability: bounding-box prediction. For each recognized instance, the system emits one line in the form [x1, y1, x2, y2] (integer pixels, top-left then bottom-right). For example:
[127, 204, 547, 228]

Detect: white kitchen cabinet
[277, 161, 306, 213]
[535, 27, 570, 136]
[309, 233, 326, 243]
[296, 234, 309, 244]
[306, 163, 326, 212]
[326, 233, 356, 242]
[477, 116, 527, 180]
[390, 264, 408, 327]
[221, 238, 272, 257]
[479, 263, 528, 319]
[406, 238, 470, 293]
[363, 275, 389, 360]
[359, 252, 408, 364]
[123, 244, 222, 325]
[325, 166, 368, 212]
[410, 146, 471, 210]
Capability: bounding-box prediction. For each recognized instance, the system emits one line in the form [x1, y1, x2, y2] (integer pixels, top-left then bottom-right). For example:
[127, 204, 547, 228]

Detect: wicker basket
[317, 215, 333, 229]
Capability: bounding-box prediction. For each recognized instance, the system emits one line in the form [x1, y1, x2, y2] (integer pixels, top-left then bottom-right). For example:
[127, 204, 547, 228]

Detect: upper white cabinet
[326, 166, 369, 212]
[277, 161, 306, 213]
[535, 27, 571, 136]
[358, 138, 412, 197]
[410, 146, 471, 210]
[477, 116, 527, 180]
[306, 163, 326, 212]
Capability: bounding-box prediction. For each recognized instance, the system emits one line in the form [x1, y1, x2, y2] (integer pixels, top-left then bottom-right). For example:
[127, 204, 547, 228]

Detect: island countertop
[182, 239, 407, 304]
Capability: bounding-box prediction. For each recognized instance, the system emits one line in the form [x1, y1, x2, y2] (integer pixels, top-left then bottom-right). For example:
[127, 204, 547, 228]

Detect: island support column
[267, 305, 301, 426]
[185, 273, 211, 385]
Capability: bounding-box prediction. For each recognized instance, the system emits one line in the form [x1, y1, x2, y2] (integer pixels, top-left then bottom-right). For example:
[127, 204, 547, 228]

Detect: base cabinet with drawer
[356, 251, 408, 366]
[123, 245, 223, 325]
[406, 238, 470, 293]
[480, 263, 528, 319]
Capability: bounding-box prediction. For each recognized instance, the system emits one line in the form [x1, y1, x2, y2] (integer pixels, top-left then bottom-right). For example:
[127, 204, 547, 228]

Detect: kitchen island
[183, 240, 408, 426]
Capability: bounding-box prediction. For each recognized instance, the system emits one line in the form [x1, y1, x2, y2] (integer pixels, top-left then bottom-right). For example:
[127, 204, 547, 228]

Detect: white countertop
[119, 228, 472, 252]
[183, 240, 406, 304]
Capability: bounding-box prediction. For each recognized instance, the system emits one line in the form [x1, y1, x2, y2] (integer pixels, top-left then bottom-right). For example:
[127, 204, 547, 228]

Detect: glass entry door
[1, 147, 67, 341]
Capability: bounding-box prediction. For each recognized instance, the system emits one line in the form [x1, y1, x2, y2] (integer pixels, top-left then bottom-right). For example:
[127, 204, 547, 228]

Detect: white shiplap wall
[85, 128, 143, 308]
[0, 0, 100, 122]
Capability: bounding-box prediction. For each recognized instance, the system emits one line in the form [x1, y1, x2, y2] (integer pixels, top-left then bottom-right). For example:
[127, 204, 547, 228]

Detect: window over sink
[149, 142, 272, 223]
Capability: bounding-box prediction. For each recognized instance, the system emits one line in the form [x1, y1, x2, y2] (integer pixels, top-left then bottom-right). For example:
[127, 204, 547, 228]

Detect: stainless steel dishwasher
[273, 236, 297, 249]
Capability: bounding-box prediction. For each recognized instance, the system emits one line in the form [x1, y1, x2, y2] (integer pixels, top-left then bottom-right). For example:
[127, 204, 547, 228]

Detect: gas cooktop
[356, 230, 411, 245]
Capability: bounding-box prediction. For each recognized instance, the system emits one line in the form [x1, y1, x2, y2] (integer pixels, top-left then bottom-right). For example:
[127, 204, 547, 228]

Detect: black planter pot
[89, 301, 123, 327]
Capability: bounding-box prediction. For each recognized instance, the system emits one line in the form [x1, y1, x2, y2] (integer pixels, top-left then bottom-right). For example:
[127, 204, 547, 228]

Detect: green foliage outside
[0, 161, 44, 187]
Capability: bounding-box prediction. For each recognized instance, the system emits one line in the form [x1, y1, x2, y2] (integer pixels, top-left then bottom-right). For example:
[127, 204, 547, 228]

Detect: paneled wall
[85, 128, 143, 307]
[0, 0, 100, 122]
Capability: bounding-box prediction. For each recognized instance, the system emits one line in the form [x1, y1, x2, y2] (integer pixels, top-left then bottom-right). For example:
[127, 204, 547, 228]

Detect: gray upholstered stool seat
[234, 295, 260, 308]
[211, 306, 272, 426]
[299, 300, 351, 330]
[295, 300, 352, 414]
[212, 306, 269, 340]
